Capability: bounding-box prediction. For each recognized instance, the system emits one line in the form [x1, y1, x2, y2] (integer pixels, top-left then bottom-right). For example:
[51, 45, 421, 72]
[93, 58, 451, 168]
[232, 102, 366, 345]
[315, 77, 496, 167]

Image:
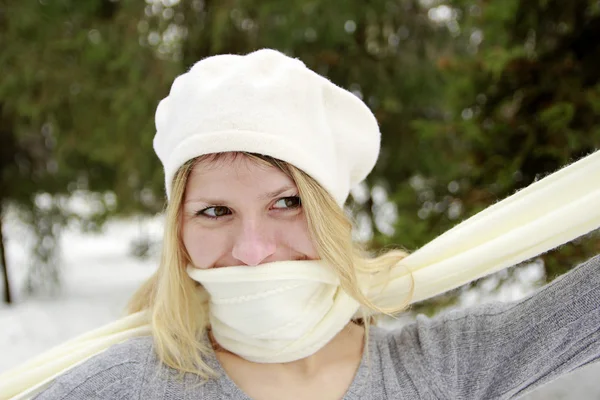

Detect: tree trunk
[0, 211, 12, 304]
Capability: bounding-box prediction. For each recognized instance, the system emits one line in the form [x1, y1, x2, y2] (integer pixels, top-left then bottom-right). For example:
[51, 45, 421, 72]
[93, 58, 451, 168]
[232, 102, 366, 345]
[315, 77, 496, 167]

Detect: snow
[0, 211, 160, 373]
[0, 209, 598, 398]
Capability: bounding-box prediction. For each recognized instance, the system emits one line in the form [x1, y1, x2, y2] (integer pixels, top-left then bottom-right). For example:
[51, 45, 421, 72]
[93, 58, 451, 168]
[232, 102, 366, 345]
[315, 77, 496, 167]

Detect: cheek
[182, 222, 230, 268]
[277, 216, 318, 258]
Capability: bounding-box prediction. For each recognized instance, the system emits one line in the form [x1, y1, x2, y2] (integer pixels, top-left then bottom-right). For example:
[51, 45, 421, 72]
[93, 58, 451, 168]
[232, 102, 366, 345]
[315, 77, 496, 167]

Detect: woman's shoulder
[367, 254, 600, 399]
[34, 336, 155, 400]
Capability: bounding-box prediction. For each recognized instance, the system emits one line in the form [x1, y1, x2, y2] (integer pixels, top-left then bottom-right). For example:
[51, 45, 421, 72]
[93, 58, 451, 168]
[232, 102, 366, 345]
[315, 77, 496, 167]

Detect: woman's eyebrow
[184, 197, 225, 205]
[259, 185, 297, 200]
[184, 185, 297, 204]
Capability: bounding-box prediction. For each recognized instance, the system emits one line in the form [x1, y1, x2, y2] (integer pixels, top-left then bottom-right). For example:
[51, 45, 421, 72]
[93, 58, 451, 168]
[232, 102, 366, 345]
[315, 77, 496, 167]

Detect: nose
[231, 219, 277, 266]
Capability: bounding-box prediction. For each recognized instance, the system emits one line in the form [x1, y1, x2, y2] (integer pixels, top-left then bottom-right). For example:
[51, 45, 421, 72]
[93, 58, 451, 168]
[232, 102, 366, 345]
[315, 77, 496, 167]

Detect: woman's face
[181, 155, 319, 268]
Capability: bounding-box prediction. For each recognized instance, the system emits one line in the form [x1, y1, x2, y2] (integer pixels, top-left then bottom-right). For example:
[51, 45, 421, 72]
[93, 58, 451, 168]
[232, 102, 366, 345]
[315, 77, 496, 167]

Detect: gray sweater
[33, 255, 600, 399]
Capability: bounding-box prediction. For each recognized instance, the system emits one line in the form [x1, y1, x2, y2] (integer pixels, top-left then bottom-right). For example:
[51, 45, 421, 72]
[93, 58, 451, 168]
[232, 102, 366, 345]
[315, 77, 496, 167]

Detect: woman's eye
[198, 206, 231, 218]
[273, 196, 301, 209]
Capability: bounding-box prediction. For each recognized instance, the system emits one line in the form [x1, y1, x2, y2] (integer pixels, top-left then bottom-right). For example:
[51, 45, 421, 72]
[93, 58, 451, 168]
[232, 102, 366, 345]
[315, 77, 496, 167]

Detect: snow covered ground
[0, 210, 598, 398]
[0, 212, 160, 374]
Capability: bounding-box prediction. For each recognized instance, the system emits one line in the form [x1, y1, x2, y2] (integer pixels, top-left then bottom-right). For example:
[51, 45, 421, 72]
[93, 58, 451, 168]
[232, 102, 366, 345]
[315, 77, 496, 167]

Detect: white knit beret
[153, 49, 381, 206]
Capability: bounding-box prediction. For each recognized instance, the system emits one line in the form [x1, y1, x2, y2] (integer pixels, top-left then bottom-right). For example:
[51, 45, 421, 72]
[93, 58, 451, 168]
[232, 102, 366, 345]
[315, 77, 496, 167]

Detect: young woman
[21, 49, 600, 399]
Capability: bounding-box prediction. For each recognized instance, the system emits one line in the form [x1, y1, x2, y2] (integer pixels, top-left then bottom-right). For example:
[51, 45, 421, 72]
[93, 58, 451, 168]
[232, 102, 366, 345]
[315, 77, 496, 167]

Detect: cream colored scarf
[2, 150, 600, 399]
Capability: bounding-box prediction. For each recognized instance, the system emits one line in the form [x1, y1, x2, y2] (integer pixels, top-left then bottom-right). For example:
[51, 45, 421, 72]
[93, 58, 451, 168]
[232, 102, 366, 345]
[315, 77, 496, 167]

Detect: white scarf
[2, 150, 600, 399]
[187, 260, 364, 363]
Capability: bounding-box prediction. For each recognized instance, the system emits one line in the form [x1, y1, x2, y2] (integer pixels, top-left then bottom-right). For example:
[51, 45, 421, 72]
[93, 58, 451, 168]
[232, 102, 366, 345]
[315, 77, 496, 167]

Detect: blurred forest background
[1, 0, 599, 315]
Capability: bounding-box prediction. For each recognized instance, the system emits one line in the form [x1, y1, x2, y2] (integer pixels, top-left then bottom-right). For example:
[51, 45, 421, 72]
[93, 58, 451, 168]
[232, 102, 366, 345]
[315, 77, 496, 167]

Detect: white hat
[153, 48, 380, 206]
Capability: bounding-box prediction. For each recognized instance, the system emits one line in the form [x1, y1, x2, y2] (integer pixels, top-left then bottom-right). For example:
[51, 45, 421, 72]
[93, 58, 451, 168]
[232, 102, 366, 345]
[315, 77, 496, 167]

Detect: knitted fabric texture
[186, 261, 363, 363]
[24, 255, 600, 399]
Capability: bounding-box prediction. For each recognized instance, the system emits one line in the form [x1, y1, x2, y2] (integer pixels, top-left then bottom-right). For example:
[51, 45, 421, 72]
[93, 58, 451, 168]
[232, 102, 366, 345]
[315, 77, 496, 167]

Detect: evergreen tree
[1, 0, 597, 312]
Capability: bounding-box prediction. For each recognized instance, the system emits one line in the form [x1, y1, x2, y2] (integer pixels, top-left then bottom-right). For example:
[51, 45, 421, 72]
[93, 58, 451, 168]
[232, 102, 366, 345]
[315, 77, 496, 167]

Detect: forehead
[185, 153, 295, 195]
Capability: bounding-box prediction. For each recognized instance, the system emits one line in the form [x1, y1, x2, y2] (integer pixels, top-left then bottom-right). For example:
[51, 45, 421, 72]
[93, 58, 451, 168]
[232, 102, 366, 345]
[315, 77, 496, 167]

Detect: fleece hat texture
[153, 48, 381, 206]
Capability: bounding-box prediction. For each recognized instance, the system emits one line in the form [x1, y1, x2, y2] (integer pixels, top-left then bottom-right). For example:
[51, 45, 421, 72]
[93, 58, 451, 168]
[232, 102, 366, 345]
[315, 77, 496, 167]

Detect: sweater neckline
[202, 327, 382, 399]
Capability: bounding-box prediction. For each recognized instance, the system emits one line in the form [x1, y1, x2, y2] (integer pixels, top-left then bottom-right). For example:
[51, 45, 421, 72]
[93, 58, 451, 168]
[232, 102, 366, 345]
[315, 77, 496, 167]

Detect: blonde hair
[127, 152, 413, 379]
